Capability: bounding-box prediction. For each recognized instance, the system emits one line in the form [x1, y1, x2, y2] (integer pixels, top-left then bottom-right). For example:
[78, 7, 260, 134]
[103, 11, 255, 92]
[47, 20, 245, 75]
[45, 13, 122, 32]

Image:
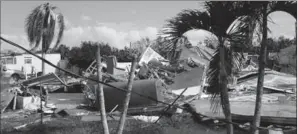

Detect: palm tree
[161, 2, 260, 134]
[25, 2, 65, 76]
[249, 2, 297, 134]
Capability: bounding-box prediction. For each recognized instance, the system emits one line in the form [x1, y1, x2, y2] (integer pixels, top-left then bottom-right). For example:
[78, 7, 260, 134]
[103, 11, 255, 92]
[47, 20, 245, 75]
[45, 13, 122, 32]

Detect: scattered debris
[132, 115, 159, 123]
[2, 45, 296, 134]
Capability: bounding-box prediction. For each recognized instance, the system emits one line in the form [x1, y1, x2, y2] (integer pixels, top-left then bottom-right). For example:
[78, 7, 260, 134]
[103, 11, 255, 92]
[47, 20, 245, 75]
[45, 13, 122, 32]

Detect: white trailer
[1, 53, 61, 80]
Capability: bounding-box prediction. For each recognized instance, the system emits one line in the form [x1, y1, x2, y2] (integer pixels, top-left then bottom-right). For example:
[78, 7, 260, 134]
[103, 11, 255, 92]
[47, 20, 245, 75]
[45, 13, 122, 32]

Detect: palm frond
[52, 13, 65, 50]
[25, 3, 64, 52]
[42, 9, 56, 52]
[161, 10, 212, 61]
[25, 4, 45, 50]
[206, 45, 233, 113]
[268, 1, 297, 19]
[162, 10, 211, 41]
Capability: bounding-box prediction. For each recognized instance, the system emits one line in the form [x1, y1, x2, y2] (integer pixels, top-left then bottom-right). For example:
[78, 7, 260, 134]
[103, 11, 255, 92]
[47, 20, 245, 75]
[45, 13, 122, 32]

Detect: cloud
[1, 21, 159, 51]
[64, 17, 73, 30]
[81, 15, 92, 21]
[1, 18, 160, 52]
[1, 34, 30, 52]
[61, 24, 158, 49]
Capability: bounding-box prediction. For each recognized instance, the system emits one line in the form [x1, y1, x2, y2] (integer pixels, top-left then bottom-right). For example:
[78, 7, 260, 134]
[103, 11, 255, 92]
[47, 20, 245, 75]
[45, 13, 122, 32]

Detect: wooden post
[96, 46, 109, 134]
[116, 55, 137, 134]
[295, 21, 297, 94]
[13, 92, 17, 110]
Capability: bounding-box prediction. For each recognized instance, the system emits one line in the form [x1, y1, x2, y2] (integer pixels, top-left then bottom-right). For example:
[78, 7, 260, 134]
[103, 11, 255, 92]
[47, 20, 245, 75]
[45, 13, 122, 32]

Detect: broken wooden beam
[22, 73, 66, 87]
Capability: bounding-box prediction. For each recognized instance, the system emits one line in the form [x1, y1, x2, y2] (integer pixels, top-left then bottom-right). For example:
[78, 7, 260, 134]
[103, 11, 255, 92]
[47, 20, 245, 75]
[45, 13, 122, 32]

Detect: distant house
[2, 53, 61, 76]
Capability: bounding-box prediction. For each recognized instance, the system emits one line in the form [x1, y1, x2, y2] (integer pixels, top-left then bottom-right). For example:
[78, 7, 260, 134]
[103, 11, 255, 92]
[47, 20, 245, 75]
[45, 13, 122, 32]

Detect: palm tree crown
[25, 2, 65, 52]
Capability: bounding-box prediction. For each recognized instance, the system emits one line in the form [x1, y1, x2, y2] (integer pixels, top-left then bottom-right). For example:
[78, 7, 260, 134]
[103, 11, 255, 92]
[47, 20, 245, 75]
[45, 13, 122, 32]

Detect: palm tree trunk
[96, 46, 109, 134]
[116, 55, 137, 134]
[251, 5, 268, 134]
[219, 39, 233, 134]
[200, 64, 208, 98]
[42, 52, 45, 75]
[41, 51, 48, 106]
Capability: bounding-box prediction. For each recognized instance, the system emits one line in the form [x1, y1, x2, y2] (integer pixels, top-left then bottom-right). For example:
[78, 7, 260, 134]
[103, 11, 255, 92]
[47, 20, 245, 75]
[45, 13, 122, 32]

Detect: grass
[2, 116, 164, 134]
[1, 112, 254, 134]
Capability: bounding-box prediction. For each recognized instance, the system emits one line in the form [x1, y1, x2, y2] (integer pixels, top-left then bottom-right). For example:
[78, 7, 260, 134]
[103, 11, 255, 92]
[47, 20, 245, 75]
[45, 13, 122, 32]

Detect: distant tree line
[51, 37, 169, 70]
[232, 36, 296, 54]
[51, 41, 138, 69]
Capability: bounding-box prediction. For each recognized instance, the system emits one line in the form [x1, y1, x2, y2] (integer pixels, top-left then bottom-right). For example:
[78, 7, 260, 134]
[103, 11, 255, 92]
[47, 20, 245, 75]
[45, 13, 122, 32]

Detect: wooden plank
[22, 73, 66, 87]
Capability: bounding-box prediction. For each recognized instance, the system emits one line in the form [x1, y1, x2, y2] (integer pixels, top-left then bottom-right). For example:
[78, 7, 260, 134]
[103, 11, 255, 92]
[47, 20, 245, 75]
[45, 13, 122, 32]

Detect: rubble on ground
[1, 46, 296, 133]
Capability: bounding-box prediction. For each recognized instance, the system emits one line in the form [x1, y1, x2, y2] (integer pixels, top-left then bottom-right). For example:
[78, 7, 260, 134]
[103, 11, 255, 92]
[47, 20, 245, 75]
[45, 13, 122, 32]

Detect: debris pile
[1, 46, 296, 134]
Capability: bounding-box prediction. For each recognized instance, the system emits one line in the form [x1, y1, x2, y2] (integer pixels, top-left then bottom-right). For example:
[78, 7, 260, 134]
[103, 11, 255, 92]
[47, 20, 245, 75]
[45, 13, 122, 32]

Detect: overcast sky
[1, 1, 296, 52]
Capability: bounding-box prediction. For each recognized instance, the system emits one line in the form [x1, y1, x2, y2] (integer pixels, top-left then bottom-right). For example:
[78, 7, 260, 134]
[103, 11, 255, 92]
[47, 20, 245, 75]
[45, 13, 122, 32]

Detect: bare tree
[116, 55, 137, 134]
[96, 46, 109, 134]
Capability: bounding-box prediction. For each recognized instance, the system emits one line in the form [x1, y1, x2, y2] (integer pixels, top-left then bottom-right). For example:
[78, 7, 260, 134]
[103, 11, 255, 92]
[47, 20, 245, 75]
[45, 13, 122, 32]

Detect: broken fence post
[116, 55, 137, 134]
